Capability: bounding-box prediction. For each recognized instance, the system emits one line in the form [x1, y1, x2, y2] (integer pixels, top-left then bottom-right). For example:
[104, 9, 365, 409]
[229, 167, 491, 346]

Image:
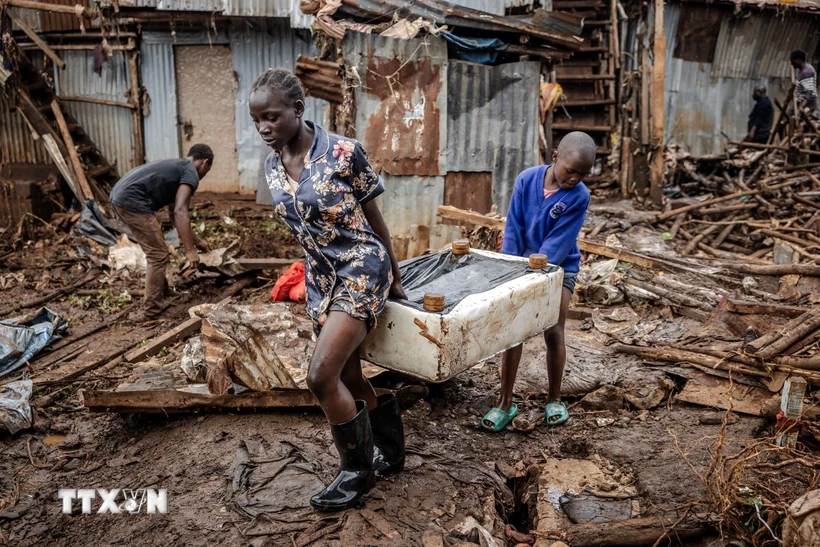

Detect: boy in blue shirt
[482, 131, 595, 431]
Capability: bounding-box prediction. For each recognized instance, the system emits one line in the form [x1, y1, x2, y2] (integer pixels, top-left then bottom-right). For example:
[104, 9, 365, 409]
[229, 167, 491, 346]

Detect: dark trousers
[112, 205, 169, 317]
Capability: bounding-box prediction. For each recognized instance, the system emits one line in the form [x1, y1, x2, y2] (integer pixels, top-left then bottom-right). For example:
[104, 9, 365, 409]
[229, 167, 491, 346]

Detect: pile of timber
[658, 140, 820, 265]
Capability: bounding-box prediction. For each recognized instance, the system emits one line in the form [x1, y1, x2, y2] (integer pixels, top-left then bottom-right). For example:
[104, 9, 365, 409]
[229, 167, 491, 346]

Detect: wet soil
[0, 202, 776, 546]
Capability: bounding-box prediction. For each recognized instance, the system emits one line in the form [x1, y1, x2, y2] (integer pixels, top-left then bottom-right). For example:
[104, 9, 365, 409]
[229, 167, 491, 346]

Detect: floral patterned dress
[264, 122, 392, 333]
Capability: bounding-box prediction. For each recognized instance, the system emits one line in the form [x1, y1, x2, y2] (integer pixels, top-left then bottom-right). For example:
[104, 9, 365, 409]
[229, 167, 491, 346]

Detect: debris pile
[657, 142, 820, 266]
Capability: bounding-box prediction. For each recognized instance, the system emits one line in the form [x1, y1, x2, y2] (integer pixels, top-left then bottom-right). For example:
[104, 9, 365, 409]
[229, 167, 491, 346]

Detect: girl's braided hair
[251, 68, 305, 104]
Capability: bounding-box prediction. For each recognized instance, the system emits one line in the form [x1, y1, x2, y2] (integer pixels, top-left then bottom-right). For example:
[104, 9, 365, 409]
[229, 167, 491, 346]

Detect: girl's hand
[390, 278, 406, 300]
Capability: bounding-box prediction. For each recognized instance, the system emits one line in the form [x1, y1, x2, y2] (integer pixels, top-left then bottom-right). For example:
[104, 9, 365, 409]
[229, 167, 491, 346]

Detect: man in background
[109, 144, 214, 320]
[745, 86, 774, 144]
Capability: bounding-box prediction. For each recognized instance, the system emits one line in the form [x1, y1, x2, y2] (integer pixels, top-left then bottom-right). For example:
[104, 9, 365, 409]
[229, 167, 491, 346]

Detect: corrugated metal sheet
[40, 0, 90, 32]
[447, 60, 540, 215]
[446, 0, 533, 15]
[9, 8, 43, 33]
[376, 174, 444, 237]
[342, 32, 448, 177]
[152, 0, 294, 16]
[0, 93, 52, 165]
[231, 20, 326, 194]
[55, 50, 137, 173]
[662, 1, 795, 155]
[140, 41, 180, 162]
[712, 12, 819, 79]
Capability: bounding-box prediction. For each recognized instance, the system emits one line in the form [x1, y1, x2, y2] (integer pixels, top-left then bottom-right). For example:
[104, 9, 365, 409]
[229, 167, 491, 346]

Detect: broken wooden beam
[124, 316, 202, 364]
[725, 299, 807, 318]
[435, 205, 506, 231]
[562, 515, 714, 547]
[7, 0, 92, 16]
[578, 239, 656, 269]
[58, 95, 137, 109]
[0, 269, 98, 318]
[714, 262, 820, 277]
[753, 308, 820, 360]
[236, 257, 299, 270]
[82, 385, 429, 414]
[51, 99, 94, 202]
[7, 9, 65, 69]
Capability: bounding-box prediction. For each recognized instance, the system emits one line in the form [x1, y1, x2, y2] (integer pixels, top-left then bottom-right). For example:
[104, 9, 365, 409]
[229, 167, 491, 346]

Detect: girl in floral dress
[249, 69, 406, 511]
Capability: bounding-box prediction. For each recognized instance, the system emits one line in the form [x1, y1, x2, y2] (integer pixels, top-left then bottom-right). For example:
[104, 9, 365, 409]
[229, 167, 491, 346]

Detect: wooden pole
[59, 95, 136, 109]
[128, 51, 145, 166]
[7, 0, 91, 16]
[51, 99, 93, 202]
[649, 0, 666, 205]
[7, 10, 65, 69]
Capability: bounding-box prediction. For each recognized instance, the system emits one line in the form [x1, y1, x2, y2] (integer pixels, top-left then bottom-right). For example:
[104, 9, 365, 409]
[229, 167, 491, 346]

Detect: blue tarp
[440, 32, 508, 64]
[0, 308, 68, 380]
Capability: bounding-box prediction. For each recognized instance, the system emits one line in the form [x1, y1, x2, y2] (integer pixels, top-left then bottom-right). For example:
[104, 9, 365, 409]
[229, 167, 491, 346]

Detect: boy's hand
[389, 278, 406, 300]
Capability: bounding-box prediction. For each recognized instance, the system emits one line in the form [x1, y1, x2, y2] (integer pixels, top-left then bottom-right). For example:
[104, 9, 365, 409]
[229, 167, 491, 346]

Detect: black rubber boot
[310, 400, 376, 511]
[370, 393, 405, 476]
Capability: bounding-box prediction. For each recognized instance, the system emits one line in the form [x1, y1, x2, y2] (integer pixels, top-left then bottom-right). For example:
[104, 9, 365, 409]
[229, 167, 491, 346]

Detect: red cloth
[271, 262, 306, 303]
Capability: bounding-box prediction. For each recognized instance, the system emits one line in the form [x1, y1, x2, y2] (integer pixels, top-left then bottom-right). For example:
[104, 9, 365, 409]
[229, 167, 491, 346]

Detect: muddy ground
[0, 197, 788, 546]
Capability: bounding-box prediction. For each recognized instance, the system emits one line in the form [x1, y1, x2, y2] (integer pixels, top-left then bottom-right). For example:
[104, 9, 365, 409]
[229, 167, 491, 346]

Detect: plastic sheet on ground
[107, 234, 147, 272]
[577, 259, 624, 306]
[399, 250, 555, 314]
[73, 200, 130, 247]
[199, 240, 243, 277]
[0, 379, 33, 434]
[229, 435, 324, 519]
[0, 308, 68, 379]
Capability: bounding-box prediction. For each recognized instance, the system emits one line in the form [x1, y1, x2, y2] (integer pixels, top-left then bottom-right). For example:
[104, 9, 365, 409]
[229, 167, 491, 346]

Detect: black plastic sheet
[73, 200, 131, 247]
[397, 250, 557, 313]
[0, 308, 68, 379]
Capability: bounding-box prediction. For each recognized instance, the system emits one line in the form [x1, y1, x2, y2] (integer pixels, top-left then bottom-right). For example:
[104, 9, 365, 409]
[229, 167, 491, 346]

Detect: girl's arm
[362, 200, 406, 299]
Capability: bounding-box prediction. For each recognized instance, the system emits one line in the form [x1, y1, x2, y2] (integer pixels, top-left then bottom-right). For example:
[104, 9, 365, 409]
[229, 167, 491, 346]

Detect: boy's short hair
[187, 144, 214, 164]
[791, 49, 807, 62]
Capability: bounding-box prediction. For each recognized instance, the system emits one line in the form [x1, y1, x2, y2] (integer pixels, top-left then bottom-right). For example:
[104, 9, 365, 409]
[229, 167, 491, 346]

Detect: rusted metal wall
[55, 50, 137, 173]
[661, 0, 820, 155]
[0, 93, 52, 165]
[40, 0, 91, 32]
[447, 60, 540, 214]
[342, 32, 447, 178]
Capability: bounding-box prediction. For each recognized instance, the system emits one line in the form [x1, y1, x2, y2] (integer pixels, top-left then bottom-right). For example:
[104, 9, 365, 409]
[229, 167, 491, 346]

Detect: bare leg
[306, 311, 369, 425]
[496, 344, 523, 412]
[340, 352, 378, 411]
[544, 287, 572, 405]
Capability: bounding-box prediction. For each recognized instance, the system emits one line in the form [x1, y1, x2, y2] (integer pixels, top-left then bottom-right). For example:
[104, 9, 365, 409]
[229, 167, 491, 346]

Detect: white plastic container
[360, 249, 564, 382]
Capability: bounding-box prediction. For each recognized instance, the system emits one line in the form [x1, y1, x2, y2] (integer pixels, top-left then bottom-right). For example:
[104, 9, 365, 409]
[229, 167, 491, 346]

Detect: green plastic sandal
[481, 404, 518, 432]
[545, 401, 569, 427]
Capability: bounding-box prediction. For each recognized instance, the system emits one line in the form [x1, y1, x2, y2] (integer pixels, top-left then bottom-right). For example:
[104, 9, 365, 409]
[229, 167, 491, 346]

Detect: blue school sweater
[501, 165, 590, 273]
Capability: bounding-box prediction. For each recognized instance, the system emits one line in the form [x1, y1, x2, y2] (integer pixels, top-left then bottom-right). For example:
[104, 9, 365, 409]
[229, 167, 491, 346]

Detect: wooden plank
[124, 316, 202, 363]
[51, 99, 93, 201]
[577, 239, 657, 269]
[674, 371, 776, 416]
[59, 95, 137, 109]
[564, 516, 714, 547]
[649, 0, 665, 205]
[7, 10, 65, 69]
[127, 52, 145, 166]
[236, 257, 300, 270]
[8, 0, 91, 15]
[41, 134, 82, 203]
[82, 385, 429, 414]
[726, 299, 807, 318]
[435, 205, 506, 231]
